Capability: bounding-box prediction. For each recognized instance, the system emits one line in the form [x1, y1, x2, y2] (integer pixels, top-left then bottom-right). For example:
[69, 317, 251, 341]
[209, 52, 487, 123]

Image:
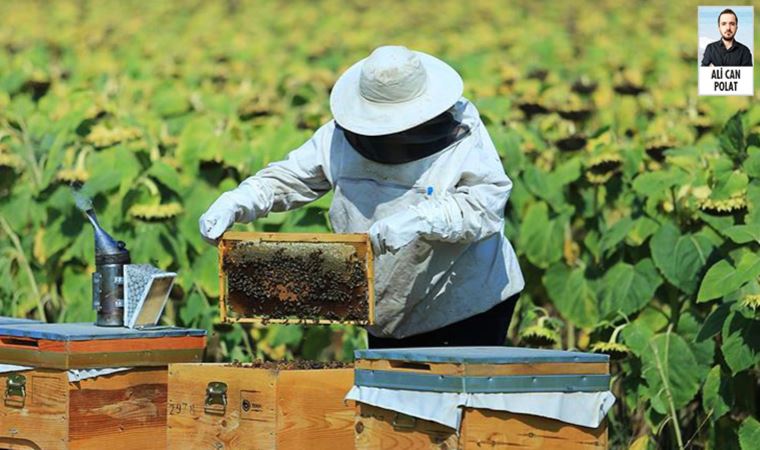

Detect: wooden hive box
[351, 347, 611, 450]
[0, 367, 167, 450]
[0, 321, 206, 450]
[167, 362, 355, 449]
[0, 322, 206, 369]
[219, 232, 375, 326]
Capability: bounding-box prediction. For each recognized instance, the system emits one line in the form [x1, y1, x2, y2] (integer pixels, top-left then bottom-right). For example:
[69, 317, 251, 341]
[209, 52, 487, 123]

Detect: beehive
[167, 362, 355, 449]
[0, 322, 206, 369]
[0, 367, 167, 450]
[351, 347, 611, 449]
[0, 320, 206, 449]
[219, 232, 374, 325]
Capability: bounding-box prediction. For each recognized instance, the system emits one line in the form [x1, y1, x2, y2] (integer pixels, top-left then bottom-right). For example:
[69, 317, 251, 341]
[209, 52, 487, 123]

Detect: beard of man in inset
[718, 12, 737, 46]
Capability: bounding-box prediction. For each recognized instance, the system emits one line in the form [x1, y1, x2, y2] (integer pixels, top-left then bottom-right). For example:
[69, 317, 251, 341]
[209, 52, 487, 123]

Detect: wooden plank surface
[355, 359, 463, 375]
[168, 364, 354, 449]
[0, 348, 69, 368]
[226, 317, 370, 325]
[68, 367, 168, 450]
[167, 364, 277, 450]
[223, 231, 370, 243]
[461, 408, 608, 449]
[354, 403, 458, 450]
[0, 336, 205, 354]
[66, 336, 206, 353]
[218, 237, 228, 323]
[0, 369, 69, 450]
[355, 403, 608, 450]
[276, 369, 355, 449]
[0, 336, 67, 352]
[463, 362, 609, 376]
[355, 359, 609, 376]
[0, 347, 203, 370]
[365, 239, 375, 325]
[0, 437, 48, 449]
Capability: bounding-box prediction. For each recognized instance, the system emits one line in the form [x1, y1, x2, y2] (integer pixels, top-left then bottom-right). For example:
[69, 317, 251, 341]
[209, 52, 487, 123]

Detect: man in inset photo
[701, 8, 753, 66]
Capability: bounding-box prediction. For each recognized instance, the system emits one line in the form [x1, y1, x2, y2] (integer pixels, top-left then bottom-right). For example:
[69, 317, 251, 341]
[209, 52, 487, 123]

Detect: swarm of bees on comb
[227, 359, 351, 370]
[223, 240, 370, 324]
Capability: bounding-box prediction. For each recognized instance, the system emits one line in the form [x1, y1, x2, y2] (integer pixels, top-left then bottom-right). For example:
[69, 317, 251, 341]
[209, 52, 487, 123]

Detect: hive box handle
[204, 381, 228, 415]
[388, 361, 432, 371]
[4, 374, 26, 408]
[0, 337, 39, 350]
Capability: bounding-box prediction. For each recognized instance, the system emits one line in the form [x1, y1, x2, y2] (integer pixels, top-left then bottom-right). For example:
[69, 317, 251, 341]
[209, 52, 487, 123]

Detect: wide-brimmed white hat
[330, 46, 463, 136]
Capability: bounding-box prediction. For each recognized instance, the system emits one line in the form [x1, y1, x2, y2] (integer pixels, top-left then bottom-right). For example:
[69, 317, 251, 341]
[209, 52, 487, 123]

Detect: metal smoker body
[85, 209, 130, 327]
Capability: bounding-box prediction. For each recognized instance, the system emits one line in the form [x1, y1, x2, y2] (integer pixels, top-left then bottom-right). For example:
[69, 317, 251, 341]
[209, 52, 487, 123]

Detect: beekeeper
[199, 45, 524, 348]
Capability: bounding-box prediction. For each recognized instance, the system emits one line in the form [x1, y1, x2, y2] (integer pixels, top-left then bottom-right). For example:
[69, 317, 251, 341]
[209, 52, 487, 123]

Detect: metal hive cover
[0, 317, 41, 325]
[0, 322, 206, 341]
[354, 346, 609, 364]
[353, 347, 610, 394]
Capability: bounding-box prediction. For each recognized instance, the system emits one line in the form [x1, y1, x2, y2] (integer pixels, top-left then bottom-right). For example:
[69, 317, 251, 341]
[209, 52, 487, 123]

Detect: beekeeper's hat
[330, 45, 463, 136]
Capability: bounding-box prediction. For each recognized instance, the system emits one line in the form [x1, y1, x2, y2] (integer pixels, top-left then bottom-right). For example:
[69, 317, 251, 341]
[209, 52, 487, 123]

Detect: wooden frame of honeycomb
[218, 231, 375, 325]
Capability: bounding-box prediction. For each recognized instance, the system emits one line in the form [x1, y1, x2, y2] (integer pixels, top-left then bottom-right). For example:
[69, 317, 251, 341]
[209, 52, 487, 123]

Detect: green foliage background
[0, 1, 758, 448]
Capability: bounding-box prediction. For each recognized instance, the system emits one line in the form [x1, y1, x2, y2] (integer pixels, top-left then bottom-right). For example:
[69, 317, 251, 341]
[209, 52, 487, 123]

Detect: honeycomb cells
[227, 359, 351, 370]
[223, 241, 369, 323]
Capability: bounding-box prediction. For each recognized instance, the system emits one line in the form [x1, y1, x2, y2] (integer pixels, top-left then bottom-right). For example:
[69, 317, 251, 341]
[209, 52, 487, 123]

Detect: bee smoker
[84, 208, 131, 327]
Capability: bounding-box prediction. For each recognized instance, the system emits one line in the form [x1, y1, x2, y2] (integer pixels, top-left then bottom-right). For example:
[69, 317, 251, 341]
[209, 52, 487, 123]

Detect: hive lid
[353, 347, 610, 393]
[354, 346, 609, 364]
[0, 322, 206, 341]
[0, 317, 41, 325]
[0, 323, 207, 369]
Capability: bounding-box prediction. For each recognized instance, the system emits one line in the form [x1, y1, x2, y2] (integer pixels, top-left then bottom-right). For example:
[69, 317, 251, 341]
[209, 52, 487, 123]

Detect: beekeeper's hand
[199, 179, 272, 246]
[199, 192, 242, 245]
[369, 207, 431, 255]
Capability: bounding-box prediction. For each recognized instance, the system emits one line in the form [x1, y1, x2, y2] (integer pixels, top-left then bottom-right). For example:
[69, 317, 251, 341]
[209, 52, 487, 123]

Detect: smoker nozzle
[85, 209, 130, 262]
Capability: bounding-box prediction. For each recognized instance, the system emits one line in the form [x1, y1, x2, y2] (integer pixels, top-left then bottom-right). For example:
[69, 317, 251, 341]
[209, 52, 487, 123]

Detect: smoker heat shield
[123, 264, 177, 328]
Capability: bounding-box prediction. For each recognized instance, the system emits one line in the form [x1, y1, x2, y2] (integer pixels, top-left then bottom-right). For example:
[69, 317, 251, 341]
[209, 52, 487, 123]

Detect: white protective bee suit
[199, 46, 524, 339]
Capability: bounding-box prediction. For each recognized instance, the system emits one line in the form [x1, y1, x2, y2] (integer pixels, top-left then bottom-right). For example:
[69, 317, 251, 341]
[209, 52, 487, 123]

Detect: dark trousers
[368, 293, 520, 349]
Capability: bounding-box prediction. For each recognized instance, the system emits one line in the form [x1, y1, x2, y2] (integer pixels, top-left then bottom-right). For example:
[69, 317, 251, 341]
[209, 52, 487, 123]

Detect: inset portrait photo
[698, 6, 754, 96]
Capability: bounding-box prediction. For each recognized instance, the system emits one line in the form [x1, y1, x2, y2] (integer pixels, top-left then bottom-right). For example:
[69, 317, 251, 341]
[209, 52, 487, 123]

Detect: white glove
[198, 192, 244, 246]
[369, 208, 431, 255]
[199, 179, 271, 245]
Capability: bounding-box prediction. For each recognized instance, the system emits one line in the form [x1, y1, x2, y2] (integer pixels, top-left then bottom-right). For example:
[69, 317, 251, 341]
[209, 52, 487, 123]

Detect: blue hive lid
[0, 317, 41, 325]
[354, 346, 608, 364]
[353, 347, 610, 393]
[0, 322, 206, 341]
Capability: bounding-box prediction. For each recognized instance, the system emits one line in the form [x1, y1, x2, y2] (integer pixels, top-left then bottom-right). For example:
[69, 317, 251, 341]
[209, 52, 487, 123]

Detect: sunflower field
[0, 1, 758, 448]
